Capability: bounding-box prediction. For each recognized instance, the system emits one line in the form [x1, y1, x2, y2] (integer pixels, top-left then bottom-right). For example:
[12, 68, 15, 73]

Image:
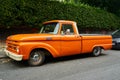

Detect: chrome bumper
[4, 49, 23, 61]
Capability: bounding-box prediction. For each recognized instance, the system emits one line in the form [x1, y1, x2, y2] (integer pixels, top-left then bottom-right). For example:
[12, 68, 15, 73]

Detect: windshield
[112, 29, 120, 38]
[40, 22, 60, 34]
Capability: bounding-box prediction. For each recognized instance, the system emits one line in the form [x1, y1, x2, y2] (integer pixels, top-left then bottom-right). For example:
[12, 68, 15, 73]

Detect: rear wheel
[92, 47, 102, 57]
[28, 50, 45, 66]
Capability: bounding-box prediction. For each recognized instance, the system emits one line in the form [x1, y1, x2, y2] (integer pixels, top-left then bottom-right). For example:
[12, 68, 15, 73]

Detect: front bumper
[4, 49, 23, 61]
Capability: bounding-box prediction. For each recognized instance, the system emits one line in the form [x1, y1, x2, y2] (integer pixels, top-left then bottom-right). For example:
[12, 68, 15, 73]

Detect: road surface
[0, 50, 120, 80]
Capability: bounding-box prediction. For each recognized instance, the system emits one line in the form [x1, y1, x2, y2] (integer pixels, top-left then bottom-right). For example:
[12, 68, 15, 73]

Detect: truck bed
[80, 34, 105, 36]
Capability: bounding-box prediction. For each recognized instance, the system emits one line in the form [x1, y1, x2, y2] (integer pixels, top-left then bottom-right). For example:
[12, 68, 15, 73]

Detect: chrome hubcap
[94, 47, 100, 56]
[31, 53, 40, 62]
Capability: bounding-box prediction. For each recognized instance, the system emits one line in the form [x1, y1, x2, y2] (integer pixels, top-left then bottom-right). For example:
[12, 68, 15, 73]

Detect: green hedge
[0, 0, 120, 30]
[80, 0, 120, 16]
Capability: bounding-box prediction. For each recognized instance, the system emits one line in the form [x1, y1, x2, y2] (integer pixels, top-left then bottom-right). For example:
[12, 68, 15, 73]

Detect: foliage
[80, 0, 120, 16]
[0, 0, 120, 30]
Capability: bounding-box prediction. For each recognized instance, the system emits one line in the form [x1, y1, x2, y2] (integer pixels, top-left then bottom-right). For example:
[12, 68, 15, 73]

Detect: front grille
[7, 40, 18, 51]
[8, 43, 17, 50]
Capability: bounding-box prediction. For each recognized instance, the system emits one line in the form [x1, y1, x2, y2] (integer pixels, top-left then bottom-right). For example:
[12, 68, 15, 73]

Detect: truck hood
[7, 34, 54, 41]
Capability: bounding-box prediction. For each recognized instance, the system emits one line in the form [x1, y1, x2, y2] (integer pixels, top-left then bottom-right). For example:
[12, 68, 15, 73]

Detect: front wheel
[28, 50, 45, 66]
[92, 47, 102, 57]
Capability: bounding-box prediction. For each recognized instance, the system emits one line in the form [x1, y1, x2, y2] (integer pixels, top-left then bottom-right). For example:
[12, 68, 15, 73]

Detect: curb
[0, 47, 8, 59]
[0, 56, 8, 59]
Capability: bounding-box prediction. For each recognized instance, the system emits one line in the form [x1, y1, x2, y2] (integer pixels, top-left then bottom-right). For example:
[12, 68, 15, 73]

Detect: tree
[80, 0, 120, 16]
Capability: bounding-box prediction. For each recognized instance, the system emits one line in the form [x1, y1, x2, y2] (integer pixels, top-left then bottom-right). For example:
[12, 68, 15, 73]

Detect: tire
[92, 47, 102, 57]
[28, 50, 45, 66]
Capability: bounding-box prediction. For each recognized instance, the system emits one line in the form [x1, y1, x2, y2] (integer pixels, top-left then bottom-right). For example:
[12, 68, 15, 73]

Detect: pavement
[1, 50, 120, 80]
[0, 45, 7, 59]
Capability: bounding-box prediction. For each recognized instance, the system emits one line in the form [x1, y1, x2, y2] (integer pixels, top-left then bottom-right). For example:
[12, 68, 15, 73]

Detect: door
[60, 24, 82, 56]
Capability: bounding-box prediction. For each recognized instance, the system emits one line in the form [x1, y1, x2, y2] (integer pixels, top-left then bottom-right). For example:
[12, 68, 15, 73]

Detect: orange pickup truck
[5, 20, 112, 66]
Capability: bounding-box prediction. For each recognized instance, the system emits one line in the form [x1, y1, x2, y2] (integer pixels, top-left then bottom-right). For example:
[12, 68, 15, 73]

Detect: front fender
[20, 42, 60, 60]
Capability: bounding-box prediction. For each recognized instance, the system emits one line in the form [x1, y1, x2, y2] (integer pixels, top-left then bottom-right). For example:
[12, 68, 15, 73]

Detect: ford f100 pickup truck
[5, 20, 112, 66]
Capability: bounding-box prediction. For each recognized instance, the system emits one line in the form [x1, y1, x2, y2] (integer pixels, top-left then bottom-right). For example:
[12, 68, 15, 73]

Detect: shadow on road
[9, 53, 108, 68]
[45, 53, 107, 64]
[111, 49, 120, 51]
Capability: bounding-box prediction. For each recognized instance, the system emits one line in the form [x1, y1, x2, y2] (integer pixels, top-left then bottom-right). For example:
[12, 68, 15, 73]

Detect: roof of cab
[43, 20, 76, 24]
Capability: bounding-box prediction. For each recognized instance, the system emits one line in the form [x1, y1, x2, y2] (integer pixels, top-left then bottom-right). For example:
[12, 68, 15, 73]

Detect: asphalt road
[0, 50, 120, 80]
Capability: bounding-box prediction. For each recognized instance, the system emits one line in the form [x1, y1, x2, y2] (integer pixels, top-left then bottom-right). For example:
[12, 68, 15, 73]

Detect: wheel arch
[28, 44, 59, 59]
[30, 48, 53, 58]
[92, 45, 104, 51]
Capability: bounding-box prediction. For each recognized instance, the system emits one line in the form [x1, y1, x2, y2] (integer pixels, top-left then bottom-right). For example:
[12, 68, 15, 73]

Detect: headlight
[14, 46, 19, 53]
[16, 47, 19, 53]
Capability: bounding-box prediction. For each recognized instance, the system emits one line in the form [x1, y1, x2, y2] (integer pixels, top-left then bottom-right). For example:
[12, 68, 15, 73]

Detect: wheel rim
[30, 52, 42, 63]
[93, 47, 101, 56]
[28, 50, 45, 66]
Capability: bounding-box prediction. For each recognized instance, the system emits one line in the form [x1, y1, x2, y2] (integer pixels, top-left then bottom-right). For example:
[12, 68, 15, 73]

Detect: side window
[61, 24, 74, 35]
